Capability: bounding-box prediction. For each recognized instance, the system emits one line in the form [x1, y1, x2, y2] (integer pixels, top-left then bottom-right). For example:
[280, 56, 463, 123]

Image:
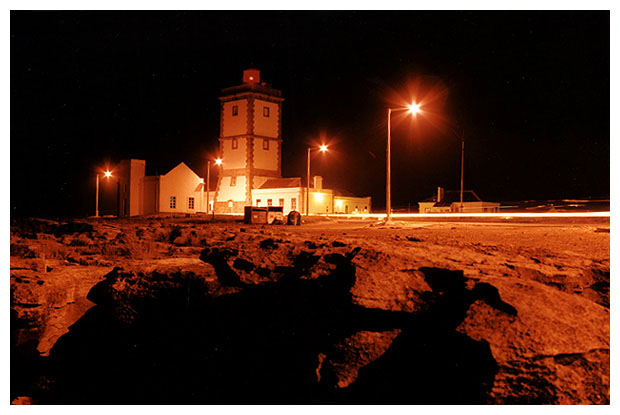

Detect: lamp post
[386, 103, 421, 222]
[306, 144, 328, 217]
[443, 124, 465, 211]
[208, 157, 222, 218]
[206, 159, 211, 216]
[460, 139, 465, 211]
[95, 170, 112, 218]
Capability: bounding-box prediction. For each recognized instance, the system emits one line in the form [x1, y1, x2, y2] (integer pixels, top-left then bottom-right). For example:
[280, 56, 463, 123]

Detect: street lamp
[207, 158, 223, 217]
[442, 124, 466, 211]
[95, 170, 112, 217]
[386, 103, 421, 222]
[205, 157, 223, 216]
[307, 144, 328, 217]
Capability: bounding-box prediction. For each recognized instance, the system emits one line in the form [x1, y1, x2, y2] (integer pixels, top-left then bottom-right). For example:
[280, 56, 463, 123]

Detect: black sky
[11, 10, 610, 218]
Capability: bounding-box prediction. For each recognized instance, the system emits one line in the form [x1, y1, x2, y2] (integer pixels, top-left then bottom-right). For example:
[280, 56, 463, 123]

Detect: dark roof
[259, 177, 302, 189]
[332, 188, 356, 197]
[220, 82, 283, 99]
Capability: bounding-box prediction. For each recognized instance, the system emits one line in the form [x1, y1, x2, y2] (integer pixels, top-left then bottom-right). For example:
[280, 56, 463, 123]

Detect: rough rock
[456, 275, 610, 404]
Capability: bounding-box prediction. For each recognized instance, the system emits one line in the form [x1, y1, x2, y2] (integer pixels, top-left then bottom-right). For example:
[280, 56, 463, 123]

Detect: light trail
[214, 211, 610, 219]
[326, 211, 610, 219]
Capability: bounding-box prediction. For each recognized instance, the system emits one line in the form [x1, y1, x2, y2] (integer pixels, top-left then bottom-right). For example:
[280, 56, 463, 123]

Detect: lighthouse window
[263, 139, 269, 150]
[232, 105, 238, 116]
[232, 138, 238, 149]
[263, 106, 270, 117]
[230, 176, 237, 186]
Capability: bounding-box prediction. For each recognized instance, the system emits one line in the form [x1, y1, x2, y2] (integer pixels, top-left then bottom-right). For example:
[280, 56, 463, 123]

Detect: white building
[116, 159, 206, 216]
[113, 68, 371, 217]
[213, 68, 371, 215]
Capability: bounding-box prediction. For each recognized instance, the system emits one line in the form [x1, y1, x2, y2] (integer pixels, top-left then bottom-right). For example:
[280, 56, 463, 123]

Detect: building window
[263, 106, 270, 117]
[256, 199, 261, 206]
[232, 105, 238, 116]
[232, 138, 238, 149]
[263, 139, 269, 150]
[230, 176, 236, 186]
[291, 198, 296, 210]
[228, 200, 233, 208]
[188, 197, 195, 210]
[267, 199, 272, 207]
[279, 198, 284, 207]
[170, 196, 176, 209]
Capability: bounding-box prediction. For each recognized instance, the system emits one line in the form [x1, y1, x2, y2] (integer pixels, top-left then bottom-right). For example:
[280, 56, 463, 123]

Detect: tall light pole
[460, 139, 465, 211]
[206, 159, 211, 216]
[210, 157, 222, 219]
[95, 170, 112, 218]
[444, 124, 465, 212]
[386, 103, 421, 222]
[306, 144, 328, 217]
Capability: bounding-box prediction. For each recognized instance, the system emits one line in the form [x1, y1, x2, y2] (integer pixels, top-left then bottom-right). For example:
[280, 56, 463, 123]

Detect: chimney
[243, 68, 260, 85]
[437, 186, 445, 203]
[313, 176, 323, 191]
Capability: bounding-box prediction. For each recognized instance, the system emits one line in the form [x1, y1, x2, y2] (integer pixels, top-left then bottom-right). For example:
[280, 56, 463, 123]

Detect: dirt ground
[10, 215, 610, 404]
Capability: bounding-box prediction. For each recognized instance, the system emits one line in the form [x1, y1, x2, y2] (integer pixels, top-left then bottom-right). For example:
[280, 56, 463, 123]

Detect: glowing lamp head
[319, 144, 328, 152]
[104, 171, 112, 178]
[408, 102, 421, 114]
[215, 158, 223, 166]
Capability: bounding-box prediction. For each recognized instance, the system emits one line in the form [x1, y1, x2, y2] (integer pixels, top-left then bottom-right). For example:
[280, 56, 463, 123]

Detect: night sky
[11, 11, 610, 218]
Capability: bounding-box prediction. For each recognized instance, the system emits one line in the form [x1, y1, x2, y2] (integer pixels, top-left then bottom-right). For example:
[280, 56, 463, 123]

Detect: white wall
[253, 138, 279, 171]
[252, 187, 303, 215]
[217, 175, 248, 203]
[222, 99, 248, 137]
[334, 196, 371, 214]
[308, 190, 334, 214]
[220, 136, 247, 170]
[253, 99, 279, 138]
[158, 163, 205, 213]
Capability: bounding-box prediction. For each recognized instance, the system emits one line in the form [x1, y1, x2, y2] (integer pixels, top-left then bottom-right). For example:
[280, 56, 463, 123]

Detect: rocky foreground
[10, 216, 610, 404]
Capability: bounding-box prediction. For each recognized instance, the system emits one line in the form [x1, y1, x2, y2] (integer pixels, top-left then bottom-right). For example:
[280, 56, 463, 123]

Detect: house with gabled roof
[116, 159, 206, 216]
[112, 68, 371, 217]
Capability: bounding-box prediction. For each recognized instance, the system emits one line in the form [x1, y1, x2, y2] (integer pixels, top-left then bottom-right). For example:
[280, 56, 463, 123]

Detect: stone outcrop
[10, 218, 609, 404]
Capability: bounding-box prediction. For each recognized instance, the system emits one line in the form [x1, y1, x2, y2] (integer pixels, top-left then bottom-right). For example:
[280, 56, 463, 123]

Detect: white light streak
[328, 212, 610, 219]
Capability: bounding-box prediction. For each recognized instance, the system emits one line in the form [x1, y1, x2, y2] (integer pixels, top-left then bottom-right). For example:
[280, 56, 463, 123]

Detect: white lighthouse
[213, 69, 284, 213]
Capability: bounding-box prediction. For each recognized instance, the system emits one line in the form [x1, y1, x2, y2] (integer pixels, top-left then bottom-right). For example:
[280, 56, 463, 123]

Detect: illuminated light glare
[215, 158, 223, 166]
[314, 192, 324, 202]
[407, 102, 421, 114]
[104, 171, 112, 178]
[319, 144, 328, 152]
[336, 200, 343, 207]
[204, 211, 610, 218]
[328, 211, 610, 219]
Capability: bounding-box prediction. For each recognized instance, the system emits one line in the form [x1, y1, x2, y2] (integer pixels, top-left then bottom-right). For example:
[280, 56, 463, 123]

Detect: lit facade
[213, 69, 372, 215]
[112, 69, 371, 217]
[116, 160, 206, 216]
[214, 68, 284, 213]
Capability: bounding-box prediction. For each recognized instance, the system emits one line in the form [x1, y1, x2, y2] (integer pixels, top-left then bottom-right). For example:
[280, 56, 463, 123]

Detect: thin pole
[206, 160, 211, 216]
[386, 108, 392, 222]
[306, 147, 311, 217]
[460, 140, 464, 211]
[95, 174, 100, 217]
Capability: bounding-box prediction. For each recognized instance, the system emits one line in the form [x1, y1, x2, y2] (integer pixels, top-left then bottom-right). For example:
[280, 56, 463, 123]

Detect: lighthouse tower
[213, 69, 284, 213]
